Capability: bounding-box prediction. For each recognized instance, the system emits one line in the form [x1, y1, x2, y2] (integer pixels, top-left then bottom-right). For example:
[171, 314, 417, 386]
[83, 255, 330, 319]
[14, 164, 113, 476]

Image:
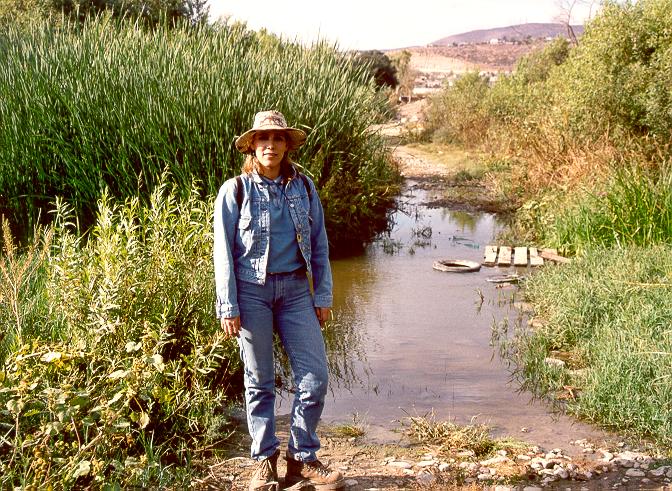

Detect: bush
[426, 71, 491, 146]
[0, 181, 240, 488]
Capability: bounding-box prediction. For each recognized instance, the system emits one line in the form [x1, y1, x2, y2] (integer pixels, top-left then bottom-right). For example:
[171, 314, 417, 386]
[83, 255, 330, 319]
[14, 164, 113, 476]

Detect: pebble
[345, 479, 359, 486]
[415, 460, 436, 468]
[415, 472, 436, 486]
[494, 486, 513, 491]
[388, 461, 412, 469]
[523, 486, 543, 491]
[438, 463, 450, 472]
[480, 455, 510, 466]
[625, 469, 646, 477]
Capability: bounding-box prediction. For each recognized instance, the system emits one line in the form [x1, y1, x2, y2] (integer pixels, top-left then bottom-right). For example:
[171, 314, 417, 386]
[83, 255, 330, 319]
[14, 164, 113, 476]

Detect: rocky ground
[194, 121, 671, 490]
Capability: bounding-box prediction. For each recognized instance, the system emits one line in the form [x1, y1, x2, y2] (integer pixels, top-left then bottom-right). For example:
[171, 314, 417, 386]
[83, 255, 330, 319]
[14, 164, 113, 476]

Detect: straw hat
[235, 110, 307, 153]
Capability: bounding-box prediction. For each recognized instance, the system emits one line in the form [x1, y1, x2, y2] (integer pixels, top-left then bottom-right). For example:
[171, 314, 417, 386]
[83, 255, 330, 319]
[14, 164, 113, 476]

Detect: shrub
[0, 181, 240, 488]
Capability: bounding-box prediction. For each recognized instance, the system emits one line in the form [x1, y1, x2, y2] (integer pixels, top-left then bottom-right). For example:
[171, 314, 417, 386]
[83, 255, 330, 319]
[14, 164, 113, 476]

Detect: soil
[193, 133, 671, 491]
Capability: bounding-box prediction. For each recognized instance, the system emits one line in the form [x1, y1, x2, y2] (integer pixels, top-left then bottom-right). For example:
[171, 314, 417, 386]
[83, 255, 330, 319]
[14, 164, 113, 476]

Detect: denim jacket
[213, 165, 333, 318]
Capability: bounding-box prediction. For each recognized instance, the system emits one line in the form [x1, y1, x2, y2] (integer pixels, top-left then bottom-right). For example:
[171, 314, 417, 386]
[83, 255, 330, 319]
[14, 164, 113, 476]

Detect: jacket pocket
[237, 214, 263, 257]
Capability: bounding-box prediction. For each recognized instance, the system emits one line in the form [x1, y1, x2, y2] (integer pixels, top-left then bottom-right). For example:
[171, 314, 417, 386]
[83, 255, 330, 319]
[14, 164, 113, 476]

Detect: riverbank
[195, 144, 672, 491]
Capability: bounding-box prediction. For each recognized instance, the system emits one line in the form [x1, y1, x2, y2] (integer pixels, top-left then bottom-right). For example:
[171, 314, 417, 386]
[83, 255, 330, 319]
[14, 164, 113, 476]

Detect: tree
[0, 0, 206, 27]
[354, 50, 398, 90]
[389, 49, 416, 102]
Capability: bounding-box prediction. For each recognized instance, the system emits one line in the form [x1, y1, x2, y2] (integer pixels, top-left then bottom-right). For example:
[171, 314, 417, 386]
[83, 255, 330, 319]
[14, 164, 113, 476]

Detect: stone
[438, 463, 450, 472]
[416, 460, 436, 468]
[494, 486, 513, 491]
[553, 467, 570, 479]
[649, 466, 668, 477]
[517, 454, 532, 461]
[415, 472, 436, 486]
[600, 450, 614, 461]
[522, 487, 543, 491]
[402, 469, 414, 476]
[625, 469, 646, 478]
[388, 461, 412, 469]
[345, 479, 359, 486]
[480, 456, 510, 466]
[477, 473, 492, 481]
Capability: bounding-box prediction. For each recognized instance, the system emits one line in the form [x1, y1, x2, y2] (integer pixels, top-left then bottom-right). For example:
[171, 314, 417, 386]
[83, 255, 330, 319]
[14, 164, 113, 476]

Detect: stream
[277, 179, 611, 452]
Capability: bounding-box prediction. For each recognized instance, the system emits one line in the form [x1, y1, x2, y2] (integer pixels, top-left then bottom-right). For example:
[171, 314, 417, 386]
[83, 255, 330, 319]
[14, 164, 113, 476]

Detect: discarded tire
[432, 259, 481, 273]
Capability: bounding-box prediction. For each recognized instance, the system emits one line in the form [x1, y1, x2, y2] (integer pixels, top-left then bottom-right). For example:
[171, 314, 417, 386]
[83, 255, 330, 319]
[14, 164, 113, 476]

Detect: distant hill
[432, 23, 584, 46]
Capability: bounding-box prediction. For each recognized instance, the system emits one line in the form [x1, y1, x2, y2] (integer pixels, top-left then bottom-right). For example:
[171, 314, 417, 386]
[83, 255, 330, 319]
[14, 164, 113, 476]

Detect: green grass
[0, 17, 398, 251]
[511, 246, 672, 446]
[545, 164, 672, 255]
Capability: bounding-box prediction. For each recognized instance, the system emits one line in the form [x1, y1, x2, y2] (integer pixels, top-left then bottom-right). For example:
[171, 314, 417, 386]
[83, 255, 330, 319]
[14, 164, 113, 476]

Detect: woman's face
[253, 130, 288, 177]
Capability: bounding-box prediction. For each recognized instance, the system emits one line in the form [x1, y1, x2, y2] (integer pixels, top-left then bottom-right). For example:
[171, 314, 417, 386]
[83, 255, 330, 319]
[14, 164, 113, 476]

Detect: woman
[213, 110, 344, 491]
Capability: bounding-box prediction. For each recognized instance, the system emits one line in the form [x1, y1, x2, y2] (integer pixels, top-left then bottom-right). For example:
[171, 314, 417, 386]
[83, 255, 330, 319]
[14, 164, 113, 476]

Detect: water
[277, 181, 612, 451]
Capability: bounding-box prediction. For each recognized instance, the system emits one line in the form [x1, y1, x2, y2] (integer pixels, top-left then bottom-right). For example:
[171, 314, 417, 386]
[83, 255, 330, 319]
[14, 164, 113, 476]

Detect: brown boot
[284, 451, 345, 490]
[248, 450, 279, 491]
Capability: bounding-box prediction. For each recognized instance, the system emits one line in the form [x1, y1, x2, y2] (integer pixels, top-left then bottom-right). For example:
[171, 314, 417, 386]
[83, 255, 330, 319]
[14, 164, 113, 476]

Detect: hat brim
[235, 127, 307, 153]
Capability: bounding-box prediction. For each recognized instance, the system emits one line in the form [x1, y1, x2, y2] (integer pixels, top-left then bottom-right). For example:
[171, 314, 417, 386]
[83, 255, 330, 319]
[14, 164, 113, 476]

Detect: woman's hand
[221, 316, 241, 337]
[315, 307, 331, 328]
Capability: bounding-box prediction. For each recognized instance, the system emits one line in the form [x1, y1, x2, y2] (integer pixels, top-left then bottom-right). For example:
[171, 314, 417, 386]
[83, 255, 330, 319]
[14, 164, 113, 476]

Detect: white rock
[522, 487, 543, 491]
[625, 469, 646, 477]
[456, 450, 475, 458]
[480, 456, 510, 466]
[345, 479, 359, 486]
[402, 469, 414, 475]
[494, 486, 513, 491]
[416, 460, 436, 468]
[553, 467, 570, 479]
[517, 454, 532, 461]
[388, 461, 412, 469]
[438, 463, 450, 472]
[477, 473, 492, 481]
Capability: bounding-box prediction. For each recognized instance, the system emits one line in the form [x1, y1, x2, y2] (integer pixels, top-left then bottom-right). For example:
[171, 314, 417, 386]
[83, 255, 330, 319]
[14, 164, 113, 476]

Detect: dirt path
[194, 145, 671, 491]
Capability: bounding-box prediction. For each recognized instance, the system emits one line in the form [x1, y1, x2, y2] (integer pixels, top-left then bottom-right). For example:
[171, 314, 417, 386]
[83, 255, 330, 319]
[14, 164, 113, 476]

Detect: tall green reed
[546, 163, 672, 255]
[0, 17, 397, 250]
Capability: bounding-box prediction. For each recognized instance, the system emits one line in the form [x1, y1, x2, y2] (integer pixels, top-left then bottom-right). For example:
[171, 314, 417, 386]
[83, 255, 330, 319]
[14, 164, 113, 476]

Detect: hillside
[432, 22, 584, 45]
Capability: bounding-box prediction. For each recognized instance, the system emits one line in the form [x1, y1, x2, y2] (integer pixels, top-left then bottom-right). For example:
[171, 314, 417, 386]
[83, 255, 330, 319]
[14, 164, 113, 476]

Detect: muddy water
[278, 181, 611, 451]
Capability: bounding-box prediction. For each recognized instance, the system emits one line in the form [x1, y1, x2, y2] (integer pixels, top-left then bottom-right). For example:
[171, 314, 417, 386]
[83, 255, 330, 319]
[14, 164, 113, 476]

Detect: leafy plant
[0, 180, 241, 488]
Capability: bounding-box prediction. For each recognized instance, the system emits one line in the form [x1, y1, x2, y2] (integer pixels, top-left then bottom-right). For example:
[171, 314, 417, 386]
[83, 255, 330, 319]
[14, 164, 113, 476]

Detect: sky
[206, 0, 599, 51]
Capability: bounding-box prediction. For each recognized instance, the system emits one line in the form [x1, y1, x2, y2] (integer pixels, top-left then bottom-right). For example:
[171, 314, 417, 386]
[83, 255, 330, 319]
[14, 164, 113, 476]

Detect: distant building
[489, 38, 500, 45]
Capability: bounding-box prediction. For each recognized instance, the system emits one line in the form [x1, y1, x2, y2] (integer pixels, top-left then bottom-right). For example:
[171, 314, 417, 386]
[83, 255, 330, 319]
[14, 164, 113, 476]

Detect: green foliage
[354, 50, 398, 89]
[551, 0, 672, 141]
[545, 163, 672, 255]
[0, 181, 240, 487]
[514, 246, 672, 445]
[0, 0, 207, 28]
[426, 72, 491, 146]
[0, 17, 397, 253]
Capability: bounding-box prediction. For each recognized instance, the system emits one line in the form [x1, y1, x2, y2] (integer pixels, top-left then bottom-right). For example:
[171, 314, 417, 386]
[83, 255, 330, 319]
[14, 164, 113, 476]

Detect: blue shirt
[260, 175, 304, 274]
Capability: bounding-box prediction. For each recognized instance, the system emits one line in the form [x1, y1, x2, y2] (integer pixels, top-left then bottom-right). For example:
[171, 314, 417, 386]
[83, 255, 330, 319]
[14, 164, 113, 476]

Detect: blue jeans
[237, 270, 329, 462]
